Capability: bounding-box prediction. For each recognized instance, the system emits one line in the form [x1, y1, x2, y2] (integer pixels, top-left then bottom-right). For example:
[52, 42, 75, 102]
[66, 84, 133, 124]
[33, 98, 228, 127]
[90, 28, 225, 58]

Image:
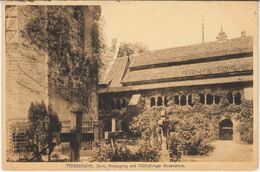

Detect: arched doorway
[219, 119, 233, 140]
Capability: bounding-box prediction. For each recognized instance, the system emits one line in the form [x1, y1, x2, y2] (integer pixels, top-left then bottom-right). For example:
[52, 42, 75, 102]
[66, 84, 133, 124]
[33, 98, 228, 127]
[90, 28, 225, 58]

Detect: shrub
[91, 140, 159, 162]
[168, 113, 215, 156]
[236, 100, 253, 144]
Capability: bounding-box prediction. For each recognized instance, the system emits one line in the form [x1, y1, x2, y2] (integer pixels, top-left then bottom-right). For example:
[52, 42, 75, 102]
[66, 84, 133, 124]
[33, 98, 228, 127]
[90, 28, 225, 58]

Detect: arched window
[188, 95, 192, 106]
[234, 92, 242, 105]
[116, 99, 122, 110]
[174, 96, 179, 105]
[206, 94, 213, 105]
[122, 99, 127, 109]
[227, 92, 233, 104]
[180, 95, 186, 106]
[215, 95, 221, 105]
[157, 96, 163, 106]
[110, 100, 115, 110]
[164, 96, 168, 106]
[199, 94, 205, 104]
[150, 97, 156, 107]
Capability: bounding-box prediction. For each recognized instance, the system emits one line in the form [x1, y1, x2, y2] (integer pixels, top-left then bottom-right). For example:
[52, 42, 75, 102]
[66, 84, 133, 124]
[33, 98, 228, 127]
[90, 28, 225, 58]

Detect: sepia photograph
[2, 1, 258, 170]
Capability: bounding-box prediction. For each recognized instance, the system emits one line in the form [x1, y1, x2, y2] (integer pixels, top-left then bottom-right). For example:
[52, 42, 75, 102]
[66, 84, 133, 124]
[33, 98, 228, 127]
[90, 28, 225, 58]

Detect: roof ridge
[135, 36, 252, 56]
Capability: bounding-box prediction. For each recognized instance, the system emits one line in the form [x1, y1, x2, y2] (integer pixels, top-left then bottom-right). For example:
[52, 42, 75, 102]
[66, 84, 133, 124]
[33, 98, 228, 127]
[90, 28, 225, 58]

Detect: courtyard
[182, 140, 253, 162]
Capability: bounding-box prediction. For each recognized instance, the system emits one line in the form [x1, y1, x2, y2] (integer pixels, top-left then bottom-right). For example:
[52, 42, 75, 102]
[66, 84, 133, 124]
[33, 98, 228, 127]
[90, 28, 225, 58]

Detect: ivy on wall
[22, 6, 104, 108]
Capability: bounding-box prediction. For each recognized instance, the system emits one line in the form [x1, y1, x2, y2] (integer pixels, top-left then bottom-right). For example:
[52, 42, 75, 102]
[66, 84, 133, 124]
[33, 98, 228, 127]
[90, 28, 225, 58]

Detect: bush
[91, 140, 159, 162]
[236, 100, 253, 143]
[168, 113, 215, 156]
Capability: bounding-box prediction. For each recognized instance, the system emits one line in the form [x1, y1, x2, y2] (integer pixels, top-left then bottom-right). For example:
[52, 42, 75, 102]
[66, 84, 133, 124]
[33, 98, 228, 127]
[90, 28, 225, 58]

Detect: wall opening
[219, 119, 233, 140]
[199, 94, 205, 104]
[174, 96, 179, 105]
[157, 96, 163, 106]
[206, 94, 213, 105]
[150, 97, 156, 107]
[180, 95, 186, 106]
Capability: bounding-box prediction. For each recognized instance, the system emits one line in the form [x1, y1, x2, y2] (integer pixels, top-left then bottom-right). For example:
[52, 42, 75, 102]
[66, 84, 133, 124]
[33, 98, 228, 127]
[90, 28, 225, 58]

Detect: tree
[117, 42, 148, 57]
[27, 101, 61, 162]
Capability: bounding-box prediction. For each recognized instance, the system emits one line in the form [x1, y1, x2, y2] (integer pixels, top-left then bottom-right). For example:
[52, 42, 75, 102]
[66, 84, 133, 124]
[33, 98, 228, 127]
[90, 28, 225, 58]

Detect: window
[150, 97, 156, 107]
[199, 94, 205, 104]
[227, 92, 233, 104]
[13, 132, 28, 153]
[174, 96, 179, 105]
[188, 95, 192, 106]
[164, 96, 168, 106]
[215, 95, 221, 104]
[234, 92, 242, 105]
[110, 100, 115, 109]
[122, 99, 127, 109]
[206, 94, 213, 105]
[116, 99, 122, 110]
[180, 95, 187, 106]
[157, 97, 163, 106]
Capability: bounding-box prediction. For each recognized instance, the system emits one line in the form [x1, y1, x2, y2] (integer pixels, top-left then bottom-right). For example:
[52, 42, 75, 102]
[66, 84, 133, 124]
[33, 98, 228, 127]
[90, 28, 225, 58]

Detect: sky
[101, 1, 258, 50]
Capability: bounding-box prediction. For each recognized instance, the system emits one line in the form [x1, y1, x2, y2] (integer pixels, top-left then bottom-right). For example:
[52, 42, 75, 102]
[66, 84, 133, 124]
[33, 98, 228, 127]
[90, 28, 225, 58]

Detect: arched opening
[206, 94, 213, 105]
[157, 96, 163, 106]
[199, 94, 205, 104]
[219, 119, 233, 140]
[150, 97, 156, 107]
[122, 99, 127, 109]
[110, 100, 115, 110]
[164, 96, 168, 106]
[227, 92, 233, 104]
[174, 95, 179, 105]
[180, 95, 186, 106]
[116, 99, 122, 110]
[234, 92, 242, 105]
[188, 95, 192, 106]
[215, 95, 221, 105]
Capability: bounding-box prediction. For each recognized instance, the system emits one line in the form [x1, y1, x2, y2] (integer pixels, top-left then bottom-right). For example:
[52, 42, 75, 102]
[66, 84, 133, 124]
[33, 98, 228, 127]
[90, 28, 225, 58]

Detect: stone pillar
[70, 111, 83, 162]
[178, 96, 181, 106]
[232, 92, 235, 104]
[111, 118, 116, 132]
[162, 96, 164, 107]
[204, 94, 207, 105]
[186, 95, 189, 105]
[213, 95, 216, 105]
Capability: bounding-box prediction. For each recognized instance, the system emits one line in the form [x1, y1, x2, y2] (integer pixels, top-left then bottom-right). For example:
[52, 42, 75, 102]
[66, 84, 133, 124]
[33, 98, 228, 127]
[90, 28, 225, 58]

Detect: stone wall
[5, 6, 48, 121]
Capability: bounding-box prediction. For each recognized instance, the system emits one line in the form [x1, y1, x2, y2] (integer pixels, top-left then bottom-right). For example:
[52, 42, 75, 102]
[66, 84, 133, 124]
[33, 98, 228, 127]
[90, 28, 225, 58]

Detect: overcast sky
[101, 1, 258, 50]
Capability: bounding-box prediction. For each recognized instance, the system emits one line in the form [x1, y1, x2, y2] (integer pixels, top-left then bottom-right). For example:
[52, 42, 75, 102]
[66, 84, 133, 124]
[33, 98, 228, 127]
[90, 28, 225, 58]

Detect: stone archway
[219, 119, 233, 140]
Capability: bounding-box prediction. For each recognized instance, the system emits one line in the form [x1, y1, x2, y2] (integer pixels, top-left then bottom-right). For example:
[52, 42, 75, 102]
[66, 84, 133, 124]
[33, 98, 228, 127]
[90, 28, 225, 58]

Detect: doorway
[219, 119, 233, 140]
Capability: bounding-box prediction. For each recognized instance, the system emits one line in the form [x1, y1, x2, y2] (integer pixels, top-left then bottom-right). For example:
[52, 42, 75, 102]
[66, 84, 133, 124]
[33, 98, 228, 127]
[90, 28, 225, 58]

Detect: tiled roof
[130, 36, 253, 69]
[103, 56, 129, 87]
[99, 75, 252, 93]
[122, 57, 253, 85]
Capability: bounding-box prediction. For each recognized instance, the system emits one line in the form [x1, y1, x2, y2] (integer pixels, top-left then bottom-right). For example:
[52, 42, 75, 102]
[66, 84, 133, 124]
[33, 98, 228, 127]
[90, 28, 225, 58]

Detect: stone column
[178, 96, 181, 106]
[204, 94, 207, 105]
[70, 111, 83, 162]
[111, 118, 116, 132]
[213, 95, 216, 104]
[232, 92, 235, 104]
